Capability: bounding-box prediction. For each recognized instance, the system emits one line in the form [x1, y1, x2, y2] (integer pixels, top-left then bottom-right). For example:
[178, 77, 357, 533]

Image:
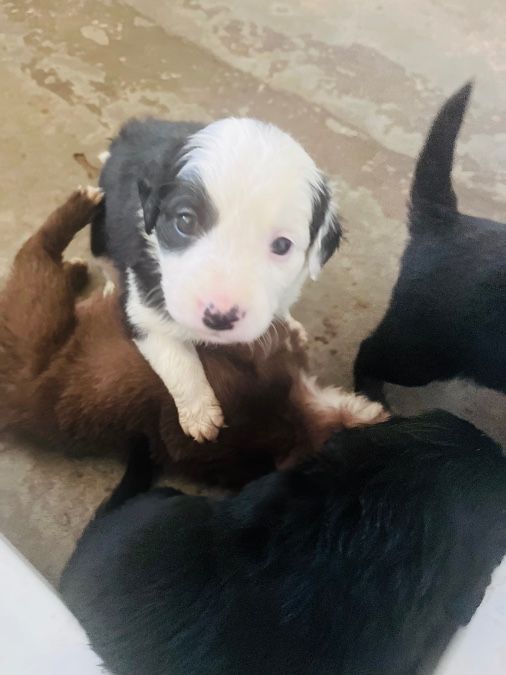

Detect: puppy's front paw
[78, 185, 104, 205]
[64, 186, 104, 225]
[178, 396, 225, 443]
[339, 394, 390, 428]
[285, 314, 308, 351]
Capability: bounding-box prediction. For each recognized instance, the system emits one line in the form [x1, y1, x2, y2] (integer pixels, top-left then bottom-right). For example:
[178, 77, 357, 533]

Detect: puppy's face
[140, 118, 341, 343]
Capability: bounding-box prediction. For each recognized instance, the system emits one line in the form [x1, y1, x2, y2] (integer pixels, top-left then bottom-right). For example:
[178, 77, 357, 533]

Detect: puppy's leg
[93, 435, 155, 520]
[284, 312, 308, 350]
[354, 320, 455, 400]
[1, 187, 103, 371]
[354, 333, 391, 402]
[20, 186, 103, 262]
[290, 372, 390, 450]
[63, 258, 90, 295]
[135, 332, 224, 443]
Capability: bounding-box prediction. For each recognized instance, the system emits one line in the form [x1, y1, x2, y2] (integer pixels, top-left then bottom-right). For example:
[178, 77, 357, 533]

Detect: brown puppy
[0, 188, 387, 488]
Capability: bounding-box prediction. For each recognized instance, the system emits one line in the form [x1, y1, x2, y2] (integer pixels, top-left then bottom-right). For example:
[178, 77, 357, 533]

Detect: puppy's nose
[202, 303, 243, 331]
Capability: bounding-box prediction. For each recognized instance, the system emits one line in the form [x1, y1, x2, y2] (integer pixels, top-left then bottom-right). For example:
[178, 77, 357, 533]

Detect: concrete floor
[0, 0, 505, 586]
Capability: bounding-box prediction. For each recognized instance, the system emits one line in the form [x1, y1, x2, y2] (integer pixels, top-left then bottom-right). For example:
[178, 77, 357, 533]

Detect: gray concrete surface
[0, 0, 505, 585]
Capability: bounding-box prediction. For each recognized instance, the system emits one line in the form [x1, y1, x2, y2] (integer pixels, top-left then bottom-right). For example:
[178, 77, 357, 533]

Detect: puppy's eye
[174, 211, 197, 237]
[271, 237, 292, 256]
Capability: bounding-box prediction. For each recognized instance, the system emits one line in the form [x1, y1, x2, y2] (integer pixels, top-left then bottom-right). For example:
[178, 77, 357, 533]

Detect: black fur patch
[91, 119, 206, 330]
[92, 118, 204, 271]
[137, 177, 160, 235]
[310, 179, 342, 267]
[151, 177, 218, 252]
[309, 180, 331, 244]
[319, 211, 342, 267]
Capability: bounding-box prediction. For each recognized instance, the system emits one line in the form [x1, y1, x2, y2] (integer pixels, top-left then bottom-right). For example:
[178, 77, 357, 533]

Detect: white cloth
[434, 554, 506, 675]
[0, 534, 106, 675]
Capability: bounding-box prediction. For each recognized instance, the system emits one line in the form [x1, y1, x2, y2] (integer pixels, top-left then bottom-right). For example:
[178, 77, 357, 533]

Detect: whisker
[271, 322, 281, 352]
[143, 286, 162, 305]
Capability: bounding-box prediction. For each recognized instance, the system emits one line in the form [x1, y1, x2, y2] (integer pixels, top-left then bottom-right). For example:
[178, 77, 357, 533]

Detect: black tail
[410, 82, 473, 218]
[94, 434, 156, 519]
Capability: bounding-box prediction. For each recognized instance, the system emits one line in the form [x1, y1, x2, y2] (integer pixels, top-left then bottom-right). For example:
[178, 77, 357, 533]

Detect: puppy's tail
[410, 82, 472, 225]
[94, 435, 156, 519]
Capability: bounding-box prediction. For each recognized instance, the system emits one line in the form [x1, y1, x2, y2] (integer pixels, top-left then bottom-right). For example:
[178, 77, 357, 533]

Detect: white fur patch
[126, 269, 224, 442]
[433, 554, 506, 675]
[98, 150, 110, 165]
[125, 268, 195, 343]
[296, 372, 389, 427]
[102, 280, 116, 297]
[179, 119, 321, 228]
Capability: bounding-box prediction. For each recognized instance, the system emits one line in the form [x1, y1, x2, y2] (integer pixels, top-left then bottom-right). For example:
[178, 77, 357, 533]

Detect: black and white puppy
[354, 83, 506, 402]
[92, 118, 341, 442]
[61, 412, 506, 675]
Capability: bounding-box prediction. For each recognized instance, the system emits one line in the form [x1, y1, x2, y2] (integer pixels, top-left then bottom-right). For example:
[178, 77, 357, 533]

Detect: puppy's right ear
[138, 179, 159, 234]
[307, 177, 342, 280]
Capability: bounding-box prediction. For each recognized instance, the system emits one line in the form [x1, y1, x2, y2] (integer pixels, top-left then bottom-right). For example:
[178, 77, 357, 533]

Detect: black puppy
[61, 412, 506, 675]
[354, 83, 506, 402]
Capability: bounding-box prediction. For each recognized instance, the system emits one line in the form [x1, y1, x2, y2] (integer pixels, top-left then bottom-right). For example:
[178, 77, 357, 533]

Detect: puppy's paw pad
[179, 400, 225, 443]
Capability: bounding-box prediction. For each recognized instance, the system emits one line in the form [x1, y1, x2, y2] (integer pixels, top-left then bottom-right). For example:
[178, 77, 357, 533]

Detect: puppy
[0, 188, 384, 488]
[92, 118, 342, 441]
[60, 411, 506, 675]
[354, 83, 506, 402]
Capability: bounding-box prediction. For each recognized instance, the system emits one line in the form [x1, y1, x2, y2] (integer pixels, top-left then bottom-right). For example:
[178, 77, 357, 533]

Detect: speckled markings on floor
[0, 0, 505, 585]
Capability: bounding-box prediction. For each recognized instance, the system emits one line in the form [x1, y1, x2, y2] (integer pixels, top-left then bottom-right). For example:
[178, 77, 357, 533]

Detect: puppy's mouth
[185, 322, 269, 346]
[191, 328, 247, 346]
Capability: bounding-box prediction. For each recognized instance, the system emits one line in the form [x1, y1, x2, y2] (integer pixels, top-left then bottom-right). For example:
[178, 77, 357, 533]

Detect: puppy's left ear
[307, 177, 342, 280]
[138, 178, 160, 235]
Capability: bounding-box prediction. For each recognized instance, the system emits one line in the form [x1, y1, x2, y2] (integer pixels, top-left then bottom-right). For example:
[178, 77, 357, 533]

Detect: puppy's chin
[184, 322, 273, 346]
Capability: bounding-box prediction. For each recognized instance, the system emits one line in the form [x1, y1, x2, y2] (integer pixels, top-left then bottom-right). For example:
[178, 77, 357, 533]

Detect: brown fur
[0, 189, 388, 488]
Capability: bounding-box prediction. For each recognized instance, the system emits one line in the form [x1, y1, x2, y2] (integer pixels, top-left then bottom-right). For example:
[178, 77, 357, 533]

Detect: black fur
[92, 119, 203, 263]
[91, 119, 204, 323]
[92, 434, 155, 520]
[310, 179, 343, 267]
[61, 411, 506, 675]
[354, 83, 506, 400]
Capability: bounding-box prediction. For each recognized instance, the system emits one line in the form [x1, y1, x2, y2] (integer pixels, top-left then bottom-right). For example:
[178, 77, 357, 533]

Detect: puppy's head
[139, 118, 341, 343]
